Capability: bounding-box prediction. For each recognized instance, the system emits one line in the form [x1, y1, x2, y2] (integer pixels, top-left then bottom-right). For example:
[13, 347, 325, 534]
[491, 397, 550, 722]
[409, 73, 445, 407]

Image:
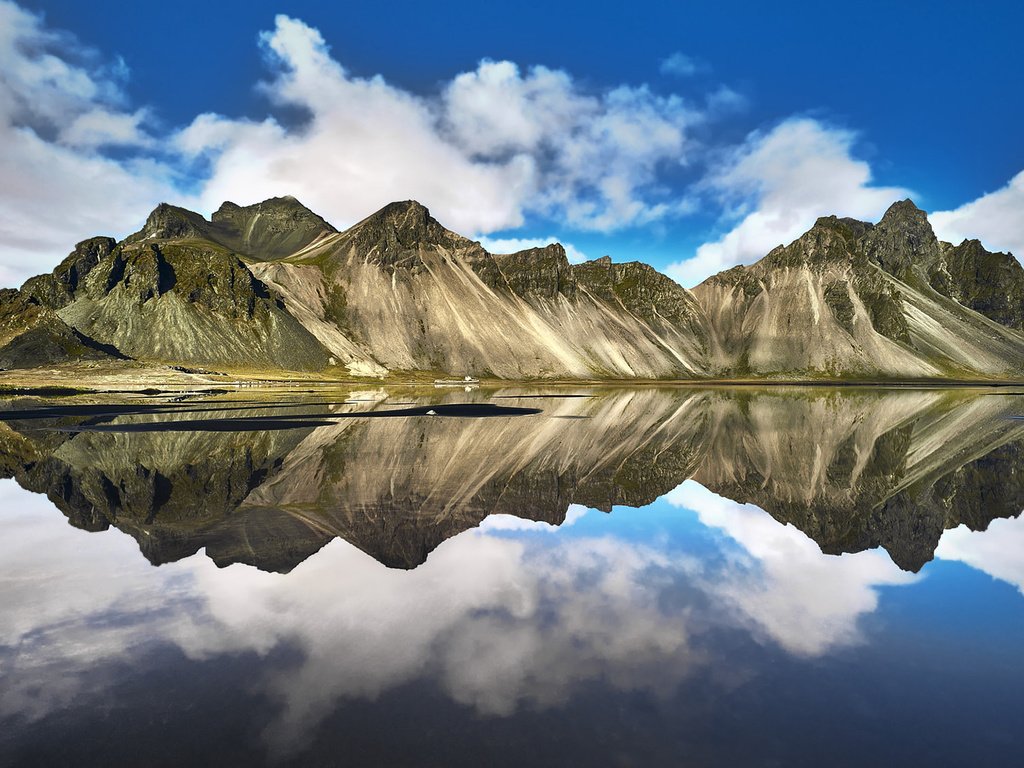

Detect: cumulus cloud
[4, 2, 987, 296]
[0, 0, 183, 287]
[180, 19, 704, 236]
[476, 235, 589, 264]
[666, 118, 910, 287]
[931, 170, 1024, 259]
[0, 6, 722, 288]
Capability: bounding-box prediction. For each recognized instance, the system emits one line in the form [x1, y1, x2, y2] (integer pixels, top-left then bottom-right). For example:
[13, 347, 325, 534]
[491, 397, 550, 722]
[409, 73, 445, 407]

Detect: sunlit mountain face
[2, 386, 1023, 766]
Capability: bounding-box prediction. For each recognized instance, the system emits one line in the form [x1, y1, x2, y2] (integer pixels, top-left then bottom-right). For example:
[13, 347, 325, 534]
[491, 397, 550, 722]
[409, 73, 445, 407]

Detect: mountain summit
[127, 196, 337, 261]
[1, 196, 1022, 382]
[693, 200, 1024, 380]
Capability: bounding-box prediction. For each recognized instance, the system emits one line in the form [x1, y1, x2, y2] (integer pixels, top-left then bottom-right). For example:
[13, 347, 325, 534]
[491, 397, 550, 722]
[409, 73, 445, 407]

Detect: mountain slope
[0, 287, 123, 370]
[252, 200, 710, 378]
[56, 239, 333, 372]
[692, 201, 1024, 380]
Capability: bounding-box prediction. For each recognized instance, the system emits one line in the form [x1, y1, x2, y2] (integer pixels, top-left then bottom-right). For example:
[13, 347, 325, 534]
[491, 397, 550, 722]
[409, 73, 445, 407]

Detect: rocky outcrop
[0, 288, 121, 369]
[21, 236, 117, 310]
[209, 196, 337, 260]
[57, 240, 333, 372]
[933, 239, 1024, 329]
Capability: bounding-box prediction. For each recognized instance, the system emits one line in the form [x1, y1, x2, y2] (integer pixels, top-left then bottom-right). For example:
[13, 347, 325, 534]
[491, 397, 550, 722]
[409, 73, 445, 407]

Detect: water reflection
[1, 386, 1023, 764]
[2, 386, 1022, 573]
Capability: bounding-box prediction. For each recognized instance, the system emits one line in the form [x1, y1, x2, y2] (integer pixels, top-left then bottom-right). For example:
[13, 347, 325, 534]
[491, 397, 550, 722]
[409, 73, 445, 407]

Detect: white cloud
[667, 118, 910, 287]
[179, 20, 705, 236]
[931, 170, 1024, 259]
[0, 6, 724, 289]
[58, 107, 152, 148]
[0, 0, 183, 287]
[476, 235, 589, 264]
[660, 52, 702, 78]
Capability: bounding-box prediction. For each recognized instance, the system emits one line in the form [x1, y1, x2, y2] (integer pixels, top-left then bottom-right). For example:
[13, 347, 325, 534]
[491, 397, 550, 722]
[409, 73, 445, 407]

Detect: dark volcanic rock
[932, 239, 1024, 330]
[0, 288, 121, 369]
[126, 203, 213, 244]
[344, 200, 478, 268]
[126, 197, 336, 262]
[22, 236, 116, 310]
[209, 196, 337, 260]
[494, 244, 577, 300]
[862, 199, 945, 284]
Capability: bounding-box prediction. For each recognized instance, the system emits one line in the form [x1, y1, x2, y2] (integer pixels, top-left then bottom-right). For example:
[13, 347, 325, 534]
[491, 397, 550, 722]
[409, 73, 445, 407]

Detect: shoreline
[3, 363, 1024, 396]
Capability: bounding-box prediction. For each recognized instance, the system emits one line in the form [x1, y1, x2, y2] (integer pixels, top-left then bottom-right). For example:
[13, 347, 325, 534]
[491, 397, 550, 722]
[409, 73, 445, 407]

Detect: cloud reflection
[1, 476, 1012, 759]
[935, 515, 1024, 594]
[665, 481, 917, 656]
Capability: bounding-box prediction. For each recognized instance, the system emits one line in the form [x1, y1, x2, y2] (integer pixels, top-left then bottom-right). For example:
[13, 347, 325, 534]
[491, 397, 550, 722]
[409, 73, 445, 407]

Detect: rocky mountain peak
[364, 200, 433, 240]
[210, 195, 335, 232]
[124, 197, 336, 261]
[880, 198, 928, 224]
[345, 200, 473, 262]
[21, 235, 117, 310]
[130, 203, 211, 243]
[863, 198, 942, 281]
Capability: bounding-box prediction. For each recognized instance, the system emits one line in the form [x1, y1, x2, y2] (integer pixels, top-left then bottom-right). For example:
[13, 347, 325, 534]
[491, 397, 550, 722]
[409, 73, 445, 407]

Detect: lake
[1, 385, 1023, 766]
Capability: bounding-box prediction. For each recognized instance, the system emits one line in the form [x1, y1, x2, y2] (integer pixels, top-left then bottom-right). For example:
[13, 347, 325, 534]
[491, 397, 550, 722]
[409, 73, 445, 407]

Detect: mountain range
[2, 195, 1022, 381]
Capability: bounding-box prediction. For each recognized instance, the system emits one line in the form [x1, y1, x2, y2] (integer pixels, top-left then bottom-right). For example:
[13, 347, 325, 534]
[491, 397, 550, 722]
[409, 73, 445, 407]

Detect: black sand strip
[48, 402, 542, 433]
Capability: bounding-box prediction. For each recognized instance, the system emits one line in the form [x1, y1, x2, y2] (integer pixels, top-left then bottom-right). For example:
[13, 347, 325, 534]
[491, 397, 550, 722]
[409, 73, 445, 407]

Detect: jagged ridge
[1, 195, 1022, 381]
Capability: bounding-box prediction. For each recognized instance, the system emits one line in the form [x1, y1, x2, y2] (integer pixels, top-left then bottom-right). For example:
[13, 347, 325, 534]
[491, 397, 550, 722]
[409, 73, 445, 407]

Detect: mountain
[2, 387, 1020, 572]
[252, 199, 710, 378]
[692, 200, 1024, 379]
[1, 195, 1021, 381]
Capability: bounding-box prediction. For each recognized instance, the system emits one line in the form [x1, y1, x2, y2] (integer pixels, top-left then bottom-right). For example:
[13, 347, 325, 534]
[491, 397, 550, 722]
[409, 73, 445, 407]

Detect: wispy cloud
[660, 52, 703, 77]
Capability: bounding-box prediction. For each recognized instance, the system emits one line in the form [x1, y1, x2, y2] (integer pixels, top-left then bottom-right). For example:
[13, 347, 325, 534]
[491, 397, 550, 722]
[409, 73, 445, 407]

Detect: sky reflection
[2, 473, 1022, 761]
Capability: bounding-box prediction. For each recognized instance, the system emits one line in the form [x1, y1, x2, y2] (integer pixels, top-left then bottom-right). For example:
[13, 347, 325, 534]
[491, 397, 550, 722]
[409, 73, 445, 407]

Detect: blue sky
[1, 0, 1022, 287]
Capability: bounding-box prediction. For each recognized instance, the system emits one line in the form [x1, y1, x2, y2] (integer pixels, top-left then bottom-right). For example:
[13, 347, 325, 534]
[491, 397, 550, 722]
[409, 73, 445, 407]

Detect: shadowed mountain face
[2, 195, 1020, 379]
[2, 387, 1022, 573]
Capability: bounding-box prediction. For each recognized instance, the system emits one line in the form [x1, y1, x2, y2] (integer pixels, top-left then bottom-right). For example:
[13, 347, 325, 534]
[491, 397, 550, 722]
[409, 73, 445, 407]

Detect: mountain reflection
[2, 386, 1023, 573]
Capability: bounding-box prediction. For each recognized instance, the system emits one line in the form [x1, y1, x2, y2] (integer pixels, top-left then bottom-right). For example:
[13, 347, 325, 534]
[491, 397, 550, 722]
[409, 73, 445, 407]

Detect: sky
[1, 0, 1022, 288]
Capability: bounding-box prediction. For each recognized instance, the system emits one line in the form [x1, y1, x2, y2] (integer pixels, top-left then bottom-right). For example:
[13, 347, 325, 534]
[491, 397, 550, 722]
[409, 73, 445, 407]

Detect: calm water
[1, 386, 1023, 767]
